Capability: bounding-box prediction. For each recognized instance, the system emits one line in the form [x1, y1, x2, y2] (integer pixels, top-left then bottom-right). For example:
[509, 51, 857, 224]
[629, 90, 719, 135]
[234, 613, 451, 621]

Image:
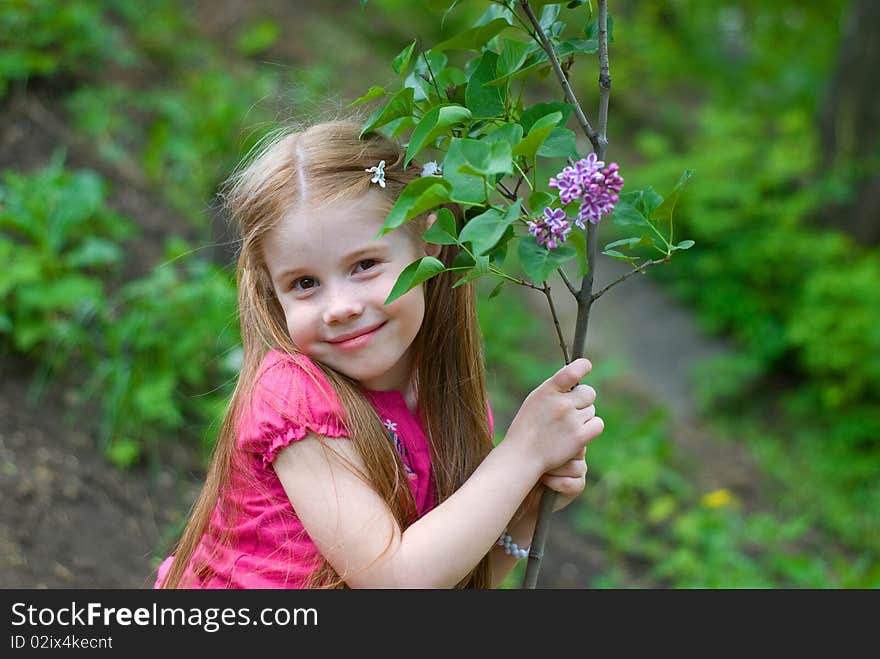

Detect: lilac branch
[591, 256, 670, 302]
[519, 0, 612, 590]
[518, 1, 600, 153]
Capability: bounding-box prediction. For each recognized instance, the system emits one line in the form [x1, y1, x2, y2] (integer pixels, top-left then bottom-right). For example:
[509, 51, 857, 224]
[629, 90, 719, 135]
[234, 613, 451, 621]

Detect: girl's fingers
[541, 473, 587, 495]
[570, 383, 597, 409]
[545, 458, 588, 479]
[579, 404, 596, 422]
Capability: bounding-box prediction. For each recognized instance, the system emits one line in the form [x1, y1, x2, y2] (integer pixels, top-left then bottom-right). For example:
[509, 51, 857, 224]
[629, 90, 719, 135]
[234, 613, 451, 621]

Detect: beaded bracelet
[497, 528, 530, 560]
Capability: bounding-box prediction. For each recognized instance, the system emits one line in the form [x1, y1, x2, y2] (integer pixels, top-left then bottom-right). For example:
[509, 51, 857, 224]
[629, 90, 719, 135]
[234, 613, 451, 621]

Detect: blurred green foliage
[0, 153, 137, 364]
[86, 238, 240, 469]
[0, 0, 135, 97]
[2, 0, 876, 585]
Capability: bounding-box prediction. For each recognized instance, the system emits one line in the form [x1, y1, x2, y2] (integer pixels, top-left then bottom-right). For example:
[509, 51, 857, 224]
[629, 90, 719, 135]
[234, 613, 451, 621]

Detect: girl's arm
[274, 431, 541, 588]
[274, 359, 600, 588]
[487, 453, 588, 588]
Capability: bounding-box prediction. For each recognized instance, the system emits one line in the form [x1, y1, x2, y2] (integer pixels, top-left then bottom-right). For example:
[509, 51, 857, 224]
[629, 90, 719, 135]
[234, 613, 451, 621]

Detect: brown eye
[292, 277, 318, 291]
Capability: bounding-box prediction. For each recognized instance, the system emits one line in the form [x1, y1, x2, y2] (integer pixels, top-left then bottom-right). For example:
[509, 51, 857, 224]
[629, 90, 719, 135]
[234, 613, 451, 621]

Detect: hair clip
[365, 160, 386, 188]
[420, 160, 443, 177]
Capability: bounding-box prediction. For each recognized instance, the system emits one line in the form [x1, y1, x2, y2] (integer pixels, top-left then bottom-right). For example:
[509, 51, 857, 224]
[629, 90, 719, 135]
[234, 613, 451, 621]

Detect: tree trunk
[815, 0, 880, 244]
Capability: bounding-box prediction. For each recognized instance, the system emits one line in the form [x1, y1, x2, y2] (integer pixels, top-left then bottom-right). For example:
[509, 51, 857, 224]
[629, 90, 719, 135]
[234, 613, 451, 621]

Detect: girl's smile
[326, 321, 387, 350]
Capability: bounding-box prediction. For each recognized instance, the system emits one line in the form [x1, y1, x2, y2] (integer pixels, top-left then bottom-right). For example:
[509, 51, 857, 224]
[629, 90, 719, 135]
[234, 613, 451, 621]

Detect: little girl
[155, 117, 604, 589]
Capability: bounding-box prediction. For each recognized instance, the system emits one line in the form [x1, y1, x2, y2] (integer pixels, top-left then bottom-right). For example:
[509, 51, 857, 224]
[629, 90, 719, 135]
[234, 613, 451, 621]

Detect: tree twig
[591, 256, 670, 302]
[520, 0, 612, 590]
[557, 267, 578, 297]
[518, 0, 600, 153]
[541, 284, 570, 363]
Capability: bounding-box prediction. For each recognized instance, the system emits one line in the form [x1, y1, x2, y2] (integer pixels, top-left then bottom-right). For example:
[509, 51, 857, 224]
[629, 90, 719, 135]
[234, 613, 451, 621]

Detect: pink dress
[154, 349, 493, 588]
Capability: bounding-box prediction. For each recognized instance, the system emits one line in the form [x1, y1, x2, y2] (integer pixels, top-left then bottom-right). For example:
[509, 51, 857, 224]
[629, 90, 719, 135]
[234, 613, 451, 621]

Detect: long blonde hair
[160, 115, 494, 588]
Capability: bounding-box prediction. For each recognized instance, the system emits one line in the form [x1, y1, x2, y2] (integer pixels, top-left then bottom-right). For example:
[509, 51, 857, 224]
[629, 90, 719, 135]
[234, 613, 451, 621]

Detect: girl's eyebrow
[276, 245, 388, 283]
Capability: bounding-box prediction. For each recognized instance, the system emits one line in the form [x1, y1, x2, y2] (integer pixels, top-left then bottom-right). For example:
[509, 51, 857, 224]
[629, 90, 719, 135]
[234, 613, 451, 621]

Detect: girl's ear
[423, 212, 442, 258]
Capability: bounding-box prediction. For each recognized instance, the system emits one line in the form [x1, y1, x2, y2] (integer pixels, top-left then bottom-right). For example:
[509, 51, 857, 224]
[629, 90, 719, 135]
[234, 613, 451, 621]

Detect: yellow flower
[700, 488, 739, 509]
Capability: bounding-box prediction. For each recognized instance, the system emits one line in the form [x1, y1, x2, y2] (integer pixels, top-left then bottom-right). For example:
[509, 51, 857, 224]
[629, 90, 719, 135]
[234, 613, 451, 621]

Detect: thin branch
[557, 267, 578, 297]
[590, 256, 670, 302]
[596, 1, 611, 157]
[521, 0, 612, 590]
[541, 284, 570, 363]
[518, 1, 600, 153]
[496, 182, 517, 201]
[419, 36, 444, 101]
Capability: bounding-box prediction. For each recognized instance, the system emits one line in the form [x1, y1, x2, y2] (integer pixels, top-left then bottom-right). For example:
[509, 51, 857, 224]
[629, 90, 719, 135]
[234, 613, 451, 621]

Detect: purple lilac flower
[549, 155, 624, 227]
[548, 165, 582, 204]
[527, 207, 573, 250]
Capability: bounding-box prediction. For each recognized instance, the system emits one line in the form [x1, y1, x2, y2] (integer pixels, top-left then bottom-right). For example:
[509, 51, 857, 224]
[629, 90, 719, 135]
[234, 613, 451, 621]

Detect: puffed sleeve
[238, 352, 349, 468]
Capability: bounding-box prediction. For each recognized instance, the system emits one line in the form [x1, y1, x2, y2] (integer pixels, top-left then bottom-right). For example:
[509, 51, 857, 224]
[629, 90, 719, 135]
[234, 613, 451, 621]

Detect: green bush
[0, 0, 134, 96]
[629, 103, 880, 448]
[84, 238, 240, 469]
[0, 153, 137, 366]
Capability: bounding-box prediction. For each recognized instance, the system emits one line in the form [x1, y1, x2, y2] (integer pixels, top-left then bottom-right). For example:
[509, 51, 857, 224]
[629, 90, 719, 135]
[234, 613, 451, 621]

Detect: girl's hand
[542, 452, 588, 512]
[514, 449, 589, 523]
[504, 358, 603, 476]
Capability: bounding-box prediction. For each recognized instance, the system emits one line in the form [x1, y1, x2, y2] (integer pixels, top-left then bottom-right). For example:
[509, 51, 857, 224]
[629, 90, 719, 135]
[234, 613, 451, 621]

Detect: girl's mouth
[327, 322, 386, 350]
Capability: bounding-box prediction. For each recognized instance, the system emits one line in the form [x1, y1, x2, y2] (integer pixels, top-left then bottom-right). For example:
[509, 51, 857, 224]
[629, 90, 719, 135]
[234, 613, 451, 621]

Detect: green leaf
[512, 111, 562, 159]
[466, 50, 505, 118]
[537, 127, 578, 159]
[381, 177, 452, 234]
[385, 257, 446, 304]
[454, 139, 513, 178]
[604, 236, 651, 251]
[459, 199, 521, 255]
[443, 138, 488, 205]
[405, 105, 472, 168]
[488, 280, 505, 299]
[566, 229, 589, 277]
[557, 39, 599, 56]
[387, 116, 417, 139]
[483, 122, 524, 150]
[671, 239, 695, 251]
[488, 225, 514, 268]
[433, 18, 511, 52]
[651, 169, 694, 223]
[520, 102, 573, 135]
[422, 207, 459, 245]
[602, 249, 639, 262]
[496, 38, 533, 78]
[434, 66, 468, 103]
[518, 235, 575, 284]
[350, 86, 386, 106]
[360, 87, 415, 137]
[639, 187, 664, 217]
[451, 254, 491, 288]
[612, 192, 652, 228]
[505, 50, 551, 82]
[393, 40, 417, 76]
[405, 50, 449, 102]
[452, 249, 475, 270]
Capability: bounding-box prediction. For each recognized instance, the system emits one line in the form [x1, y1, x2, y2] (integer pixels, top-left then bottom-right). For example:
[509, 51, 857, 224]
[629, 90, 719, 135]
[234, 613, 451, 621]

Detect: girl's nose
[322, 292, 365, 325]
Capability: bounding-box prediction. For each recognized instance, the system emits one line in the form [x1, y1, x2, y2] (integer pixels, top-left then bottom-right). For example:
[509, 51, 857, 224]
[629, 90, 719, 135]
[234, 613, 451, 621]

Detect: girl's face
[263, 189, 440, 392]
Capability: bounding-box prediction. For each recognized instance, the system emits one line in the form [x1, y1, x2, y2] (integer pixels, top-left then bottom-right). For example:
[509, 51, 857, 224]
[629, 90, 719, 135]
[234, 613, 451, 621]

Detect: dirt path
[511, 255, 776, 587]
